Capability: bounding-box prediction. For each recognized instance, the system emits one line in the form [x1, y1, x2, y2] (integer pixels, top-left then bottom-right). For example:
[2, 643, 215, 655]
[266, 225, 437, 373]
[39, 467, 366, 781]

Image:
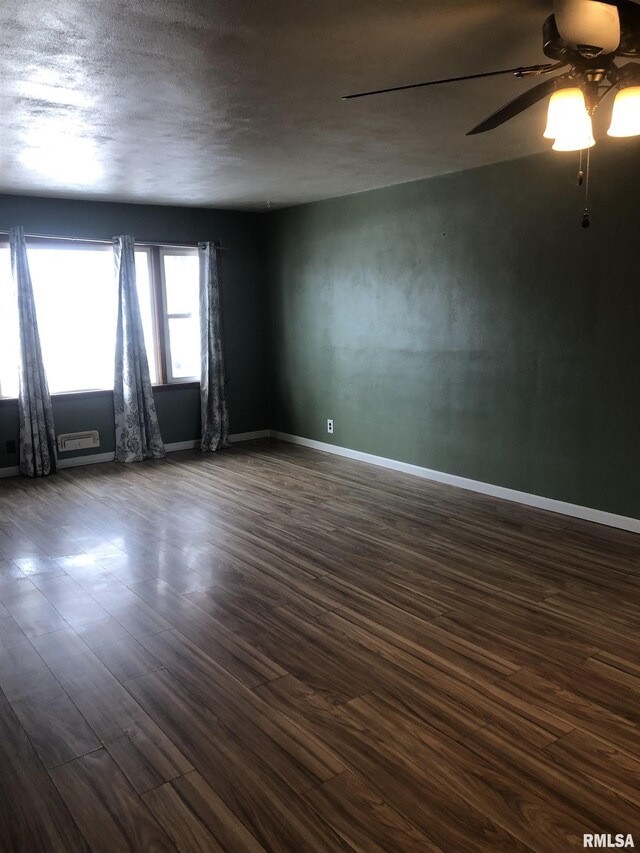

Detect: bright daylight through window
[0, 241, 200, 398]
[161, 249, 201, 382]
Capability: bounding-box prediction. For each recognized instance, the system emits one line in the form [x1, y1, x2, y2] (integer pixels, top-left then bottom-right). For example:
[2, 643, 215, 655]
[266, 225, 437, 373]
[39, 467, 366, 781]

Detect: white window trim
[132, 245, 159, 386]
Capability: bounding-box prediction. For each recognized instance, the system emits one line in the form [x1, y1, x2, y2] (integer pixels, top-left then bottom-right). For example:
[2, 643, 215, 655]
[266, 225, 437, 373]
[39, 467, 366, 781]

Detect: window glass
[161, 250, 201, 382]
[168, 317, 200, 379]
[163, 254, 199, 315]
[134, 250, 158, 385]
[28, 246, 116, 393]
[0, 247, 19, 398]
[0, 244, 158, 395]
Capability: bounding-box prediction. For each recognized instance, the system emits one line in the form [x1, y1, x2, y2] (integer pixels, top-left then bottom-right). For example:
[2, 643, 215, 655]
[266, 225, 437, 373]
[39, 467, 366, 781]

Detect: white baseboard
[229, 430, 271, 443]
[0, 466, 20, 478]
[0, 431, 272, 479]
[164, 440, 199, 452]
[271, 431, 640, 534]
[57, 452, 115, 469]
[163, 431, 271, 451]
[0, 454, 117, 476]
[56, 443, 200, 466]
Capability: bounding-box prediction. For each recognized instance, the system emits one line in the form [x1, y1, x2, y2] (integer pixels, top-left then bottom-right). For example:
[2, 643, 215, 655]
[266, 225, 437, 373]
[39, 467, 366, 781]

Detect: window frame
[158, 245, 201, 384]
[132, 245, 161, 387]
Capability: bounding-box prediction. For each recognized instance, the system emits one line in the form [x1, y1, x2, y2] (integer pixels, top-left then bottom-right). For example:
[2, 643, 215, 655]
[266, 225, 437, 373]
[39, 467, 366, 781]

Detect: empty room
[0, 1, 639, 851]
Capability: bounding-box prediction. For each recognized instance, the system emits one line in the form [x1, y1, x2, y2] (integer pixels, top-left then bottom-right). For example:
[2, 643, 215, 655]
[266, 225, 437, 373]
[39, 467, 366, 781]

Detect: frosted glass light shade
[607, 86, 640, 137]
[552, 115, 595, 151]
[543, 89, 595, 150]
[544, 88, 588, 139]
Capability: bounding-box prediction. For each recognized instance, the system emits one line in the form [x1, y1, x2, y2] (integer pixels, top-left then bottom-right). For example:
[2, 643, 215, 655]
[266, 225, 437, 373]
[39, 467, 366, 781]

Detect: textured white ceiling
[0, 1, 556, 209]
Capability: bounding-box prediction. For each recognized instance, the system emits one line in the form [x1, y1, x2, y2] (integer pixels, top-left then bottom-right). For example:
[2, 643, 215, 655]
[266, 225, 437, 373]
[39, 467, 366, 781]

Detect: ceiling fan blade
[614, 60, 640, 80]
[342, 64, 555, 100]
[466, 75, 566, 135]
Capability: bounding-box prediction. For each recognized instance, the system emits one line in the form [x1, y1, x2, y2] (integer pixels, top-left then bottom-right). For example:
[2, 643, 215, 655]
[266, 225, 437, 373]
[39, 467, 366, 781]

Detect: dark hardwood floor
[0, 438, 639, 851]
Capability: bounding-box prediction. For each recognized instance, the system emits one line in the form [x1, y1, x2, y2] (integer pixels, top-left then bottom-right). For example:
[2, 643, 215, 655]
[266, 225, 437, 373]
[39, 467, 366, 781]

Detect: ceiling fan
[343, 0, 640, 144]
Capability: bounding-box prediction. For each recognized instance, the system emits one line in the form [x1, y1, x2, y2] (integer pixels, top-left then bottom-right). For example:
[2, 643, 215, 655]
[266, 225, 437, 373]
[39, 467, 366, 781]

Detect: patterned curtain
[113, 235, 166, 463]
[10, 226, 57, 477]
[199, 242, 229, 452]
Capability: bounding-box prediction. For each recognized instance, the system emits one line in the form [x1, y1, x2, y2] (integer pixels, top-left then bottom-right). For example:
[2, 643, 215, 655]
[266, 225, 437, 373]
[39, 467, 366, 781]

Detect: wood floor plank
[0, 575, 70, 638]
[138, 627, 345, 791]
[462, 724, 640, 834]
[253, 673, 532, 852]
[29, 572, 134, 649]
[344, 693, 587, 853]
[14, 555, 66, 577]
[50, 748, 177, 852]
[590, 650, 640, 681]
[10, 679, 100, 769]
[32, 628, 193, 793]
[303, 770, 441, 852]
[0, 690, 89, 852]
[57, 563, 176, 637]
[497, 668, 640, 760]
[0, 634, 60, 702]
[225, 604, 380, 705]
[304, 607, 562, 747]
[537, 659, 640, 726]
[142, 770, 267, 853]
[434, 594, 602, 668]
[30, 625, 91, 666]
[0, 599, 27, 646]
[90, 634, 163, 682]
[0, 519, 48, 561]
[544, 729, 640, 809]
[131, 578, 286, 686]
[310, 573, 518, 679]
[126, 669, 354, 852]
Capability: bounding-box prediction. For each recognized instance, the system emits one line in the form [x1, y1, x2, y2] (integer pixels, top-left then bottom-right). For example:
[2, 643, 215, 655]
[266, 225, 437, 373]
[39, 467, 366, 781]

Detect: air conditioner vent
[57, 431, 100, 453]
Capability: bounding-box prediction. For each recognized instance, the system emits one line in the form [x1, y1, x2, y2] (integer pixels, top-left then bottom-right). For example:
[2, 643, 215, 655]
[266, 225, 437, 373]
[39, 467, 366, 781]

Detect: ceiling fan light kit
[344, 0, 640, 222]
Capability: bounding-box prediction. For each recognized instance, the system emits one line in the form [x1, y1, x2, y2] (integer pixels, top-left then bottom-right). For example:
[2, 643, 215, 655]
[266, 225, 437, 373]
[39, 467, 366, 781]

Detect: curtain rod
[0, 231, 227, 249]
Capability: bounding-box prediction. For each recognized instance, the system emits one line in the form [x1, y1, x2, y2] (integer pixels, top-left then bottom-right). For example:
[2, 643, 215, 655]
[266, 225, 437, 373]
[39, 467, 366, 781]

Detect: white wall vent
[57, 431, 100, 453]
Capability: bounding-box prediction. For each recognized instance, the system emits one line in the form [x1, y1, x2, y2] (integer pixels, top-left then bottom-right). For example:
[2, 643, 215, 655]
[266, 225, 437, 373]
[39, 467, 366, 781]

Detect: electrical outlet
[327, 419, 334, 435]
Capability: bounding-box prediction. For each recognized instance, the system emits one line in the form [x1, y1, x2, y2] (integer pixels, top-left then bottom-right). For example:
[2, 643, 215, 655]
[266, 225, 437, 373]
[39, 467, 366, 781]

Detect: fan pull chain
[581, 147, 591, 229]
[577, 150, 584, 186]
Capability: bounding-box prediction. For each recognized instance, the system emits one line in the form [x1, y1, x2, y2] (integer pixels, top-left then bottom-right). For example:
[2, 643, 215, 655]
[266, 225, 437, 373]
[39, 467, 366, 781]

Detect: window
[0, 239, 200, 398]
[159, 248, 201, 382]
[0, 247, 19, 398]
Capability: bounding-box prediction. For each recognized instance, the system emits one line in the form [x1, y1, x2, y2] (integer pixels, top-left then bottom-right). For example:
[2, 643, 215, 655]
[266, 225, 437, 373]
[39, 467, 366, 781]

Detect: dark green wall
[268, 144, 640, 519]
[0, 405, 19, 468]
[0, 194, 270, 468]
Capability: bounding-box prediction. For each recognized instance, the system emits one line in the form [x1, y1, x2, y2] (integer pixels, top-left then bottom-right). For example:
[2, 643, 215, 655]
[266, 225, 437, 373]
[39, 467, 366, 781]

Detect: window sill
[153, 381, 199, 393]
[0, 381, 200, 406]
